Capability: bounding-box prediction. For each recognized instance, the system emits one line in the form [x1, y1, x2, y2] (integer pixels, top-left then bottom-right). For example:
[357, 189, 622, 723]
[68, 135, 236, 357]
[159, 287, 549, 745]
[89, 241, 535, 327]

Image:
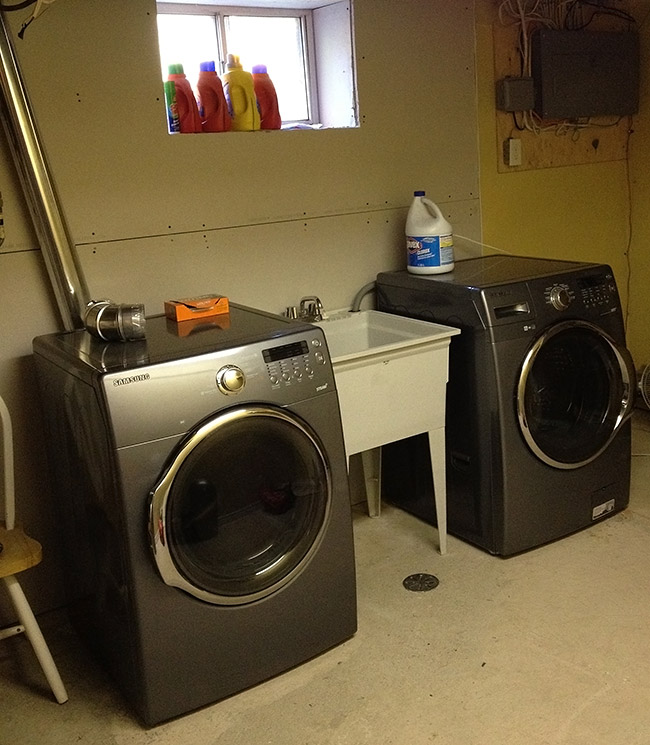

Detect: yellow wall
[475, 0, 637, 354]
[628, 4, 650, 368]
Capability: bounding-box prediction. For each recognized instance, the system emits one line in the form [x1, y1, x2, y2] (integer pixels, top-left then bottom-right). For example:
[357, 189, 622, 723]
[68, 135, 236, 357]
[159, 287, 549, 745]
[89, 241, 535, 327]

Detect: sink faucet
[283, 296, 324, 322]
[299, 296, 323, 322]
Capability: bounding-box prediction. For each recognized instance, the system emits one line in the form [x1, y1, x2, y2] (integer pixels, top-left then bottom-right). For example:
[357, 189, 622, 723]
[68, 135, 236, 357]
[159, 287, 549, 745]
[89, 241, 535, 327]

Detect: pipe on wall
[0, 10, 88, 331]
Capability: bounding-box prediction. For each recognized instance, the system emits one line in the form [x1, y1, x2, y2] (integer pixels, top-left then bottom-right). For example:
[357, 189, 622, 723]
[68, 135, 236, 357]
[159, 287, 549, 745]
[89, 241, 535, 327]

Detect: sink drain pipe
[0, 11, 88, 331]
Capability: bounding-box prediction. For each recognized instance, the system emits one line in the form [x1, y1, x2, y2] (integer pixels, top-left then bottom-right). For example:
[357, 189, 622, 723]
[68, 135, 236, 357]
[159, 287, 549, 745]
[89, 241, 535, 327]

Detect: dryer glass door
[150, 406, 331, 605]
[517, 320, 635, 469]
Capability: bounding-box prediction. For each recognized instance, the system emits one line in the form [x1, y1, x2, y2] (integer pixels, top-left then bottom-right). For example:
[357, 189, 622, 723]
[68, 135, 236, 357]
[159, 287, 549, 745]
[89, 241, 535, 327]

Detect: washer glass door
[517, 320, 634, 469]
[150, 406, 331, 605]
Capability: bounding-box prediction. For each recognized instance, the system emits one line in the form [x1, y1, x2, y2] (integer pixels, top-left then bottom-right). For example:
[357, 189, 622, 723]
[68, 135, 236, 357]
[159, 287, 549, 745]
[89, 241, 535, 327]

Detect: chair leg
[2, 575, 68, 704]
[0, 623, 25, 640]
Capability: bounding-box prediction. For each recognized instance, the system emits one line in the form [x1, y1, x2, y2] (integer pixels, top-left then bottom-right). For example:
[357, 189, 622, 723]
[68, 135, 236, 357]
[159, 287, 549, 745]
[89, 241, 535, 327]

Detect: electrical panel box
[531, 29, 639, 119]
[496, 77, 535, 112]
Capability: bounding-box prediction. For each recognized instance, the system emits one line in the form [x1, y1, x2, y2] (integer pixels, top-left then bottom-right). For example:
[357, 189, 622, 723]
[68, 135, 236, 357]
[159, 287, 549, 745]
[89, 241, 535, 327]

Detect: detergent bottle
[405, 191, 455, 274]
[223, 54, 260, 131]
[163, 80, 180, 133]
[196, 61, 231, 133]
[251, 64, 281, 129]
[167, 64, 202, 133]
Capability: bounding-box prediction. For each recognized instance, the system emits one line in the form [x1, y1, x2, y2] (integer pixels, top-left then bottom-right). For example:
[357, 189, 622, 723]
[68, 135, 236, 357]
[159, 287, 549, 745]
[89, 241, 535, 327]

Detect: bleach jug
[252, 64, 281, 129]
[167, 64, 202, 133]
[223, 54, 260, 131]
[405, 191, 454, 274]
[197, 61, 231, 133]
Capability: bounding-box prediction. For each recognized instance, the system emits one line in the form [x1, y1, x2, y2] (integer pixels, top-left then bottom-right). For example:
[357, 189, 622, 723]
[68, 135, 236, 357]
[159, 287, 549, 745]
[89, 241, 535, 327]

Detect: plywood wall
[475, 0, 634, 327]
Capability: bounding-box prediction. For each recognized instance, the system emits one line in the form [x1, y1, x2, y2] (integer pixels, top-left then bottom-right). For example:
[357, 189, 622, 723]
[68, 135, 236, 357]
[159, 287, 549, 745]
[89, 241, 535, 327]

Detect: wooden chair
[0, 394, 68, 703]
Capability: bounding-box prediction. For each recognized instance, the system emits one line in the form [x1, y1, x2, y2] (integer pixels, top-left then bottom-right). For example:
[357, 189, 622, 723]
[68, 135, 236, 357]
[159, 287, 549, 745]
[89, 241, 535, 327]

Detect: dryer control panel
[262, 336, 328, 387]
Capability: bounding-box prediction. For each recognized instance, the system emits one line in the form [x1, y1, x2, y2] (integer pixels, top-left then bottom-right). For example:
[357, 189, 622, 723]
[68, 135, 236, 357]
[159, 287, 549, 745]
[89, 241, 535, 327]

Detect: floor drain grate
[403, 573, 440, 592]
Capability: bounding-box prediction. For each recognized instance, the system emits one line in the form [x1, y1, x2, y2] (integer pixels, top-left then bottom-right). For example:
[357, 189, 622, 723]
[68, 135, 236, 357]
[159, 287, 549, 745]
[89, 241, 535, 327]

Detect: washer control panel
[262, 336, 328, 387]
[543, 270, 618, 314]
[577, 272, 618, 309]
[545, 283, 574, 311]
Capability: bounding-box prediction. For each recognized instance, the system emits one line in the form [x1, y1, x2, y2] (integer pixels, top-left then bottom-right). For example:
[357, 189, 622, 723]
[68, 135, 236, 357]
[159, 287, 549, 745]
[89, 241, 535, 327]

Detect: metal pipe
[0, 11, 89, 331]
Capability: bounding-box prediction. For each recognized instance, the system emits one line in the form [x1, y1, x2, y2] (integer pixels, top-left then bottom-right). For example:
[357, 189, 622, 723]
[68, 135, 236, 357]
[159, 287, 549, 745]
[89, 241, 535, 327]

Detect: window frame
[157, 2, 320, 125]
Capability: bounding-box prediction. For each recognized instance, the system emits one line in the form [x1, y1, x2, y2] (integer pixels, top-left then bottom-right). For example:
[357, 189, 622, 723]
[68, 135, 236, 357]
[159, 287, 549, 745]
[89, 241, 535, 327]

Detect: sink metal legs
[349, 425, 448, 555]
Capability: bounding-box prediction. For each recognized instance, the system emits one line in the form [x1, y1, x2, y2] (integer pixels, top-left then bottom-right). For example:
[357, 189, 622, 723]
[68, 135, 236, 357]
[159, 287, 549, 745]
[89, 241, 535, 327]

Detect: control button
[269, 375, 279, 386]
[311, 339, 322, 347]
[549, 285, 572, 311]
[216, 365, 245, 394]
[315, 352, 326, 364]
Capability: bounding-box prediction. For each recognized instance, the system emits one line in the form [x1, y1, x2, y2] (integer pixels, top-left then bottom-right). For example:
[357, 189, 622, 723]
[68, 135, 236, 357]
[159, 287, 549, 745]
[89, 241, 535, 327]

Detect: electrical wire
[497, 0, 636, 136]
[565, 1, 635, 30]
[623, 116, 634, 333]
[0, 1, 36, 9]
[0, 0, 58, 38]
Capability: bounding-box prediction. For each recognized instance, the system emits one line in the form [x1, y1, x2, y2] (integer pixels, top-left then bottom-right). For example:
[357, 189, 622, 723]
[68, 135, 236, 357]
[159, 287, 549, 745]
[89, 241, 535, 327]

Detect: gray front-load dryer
[33, 305, 357, 725]
[377, 255, 635, 556]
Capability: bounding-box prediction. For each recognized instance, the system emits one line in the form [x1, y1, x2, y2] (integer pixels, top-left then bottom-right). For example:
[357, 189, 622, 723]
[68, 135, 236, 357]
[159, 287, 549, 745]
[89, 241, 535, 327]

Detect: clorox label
[407, 234, 454, 268]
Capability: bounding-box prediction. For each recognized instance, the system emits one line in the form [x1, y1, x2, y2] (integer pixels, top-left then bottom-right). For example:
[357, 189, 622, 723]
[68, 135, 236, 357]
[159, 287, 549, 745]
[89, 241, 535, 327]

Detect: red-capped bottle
[197, 61, 231, 133]
[167, 64, 202, 133]
[251, 64, 282, 130]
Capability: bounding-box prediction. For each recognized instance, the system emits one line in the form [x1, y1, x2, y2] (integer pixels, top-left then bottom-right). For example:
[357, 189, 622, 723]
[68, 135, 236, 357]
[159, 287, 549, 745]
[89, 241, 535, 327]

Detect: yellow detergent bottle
[222, 54, 260, 131]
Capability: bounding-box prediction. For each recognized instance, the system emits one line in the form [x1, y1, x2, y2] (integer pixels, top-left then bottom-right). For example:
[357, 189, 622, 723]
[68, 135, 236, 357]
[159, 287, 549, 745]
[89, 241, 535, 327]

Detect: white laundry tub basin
[316, 310, 460, 553]
[316, 309, 455, 363]
[315, 311, 459, 453]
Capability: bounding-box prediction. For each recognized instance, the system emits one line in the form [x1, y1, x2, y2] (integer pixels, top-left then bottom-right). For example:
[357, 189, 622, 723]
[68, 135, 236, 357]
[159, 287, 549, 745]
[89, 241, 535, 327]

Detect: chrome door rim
[517, 320, 635, 469]
[150, 405, 332, 605]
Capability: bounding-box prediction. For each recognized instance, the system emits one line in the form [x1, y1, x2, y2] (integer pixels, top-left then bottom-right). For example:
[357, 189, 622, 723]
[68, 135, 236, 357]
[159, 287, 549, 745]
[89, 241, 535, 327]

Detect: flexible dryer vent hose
[0, 10, 89, 331]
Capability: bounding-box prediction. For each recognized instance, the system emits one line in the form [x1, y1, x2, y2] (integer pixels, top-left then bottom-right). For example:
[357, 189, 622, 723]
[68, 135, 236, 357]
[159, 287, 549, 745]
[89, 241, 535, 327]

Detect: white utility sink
[316, 310, 460, 554]
[316, 309, 453, 363]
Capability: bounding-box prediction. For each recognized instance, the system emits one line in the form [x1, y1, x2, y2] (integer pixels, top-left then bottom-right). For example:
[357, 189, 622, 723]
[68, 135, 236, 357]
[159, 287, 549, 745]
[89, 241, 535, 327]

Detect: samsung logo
[113, 373, 151, 387]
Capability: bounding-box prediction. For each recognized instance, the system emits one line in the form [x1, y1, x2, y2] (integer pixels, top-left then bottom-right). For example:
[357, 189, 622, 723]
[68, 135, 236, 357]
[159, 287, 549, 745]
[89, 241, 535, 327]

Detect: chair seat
[0, 523, 42, 578]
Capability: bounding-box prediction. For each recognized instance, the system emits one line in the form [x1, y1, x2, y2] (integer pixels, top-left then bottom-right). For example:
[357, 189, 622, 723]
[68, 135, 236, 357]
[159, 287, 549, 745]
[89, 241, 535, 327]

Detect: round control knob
[216, 365, 245, 394]
[549, 286, 571, 311]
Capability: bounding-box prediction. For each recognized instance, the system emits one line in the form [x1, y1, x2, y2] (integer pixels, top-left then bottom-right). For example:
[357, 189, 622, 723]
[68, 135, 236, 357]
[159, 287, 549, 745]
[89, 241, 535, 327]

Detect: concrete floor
[2, 413, 650, 744]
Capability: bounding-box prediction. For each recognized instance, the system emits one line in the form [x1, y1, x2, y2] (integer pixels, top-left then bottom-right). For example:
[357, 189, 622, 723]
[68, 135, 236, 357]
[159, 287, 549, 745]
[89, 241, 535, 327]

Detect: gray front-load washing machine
[377, 255, 636, 556]
[33, 305, 357, 725]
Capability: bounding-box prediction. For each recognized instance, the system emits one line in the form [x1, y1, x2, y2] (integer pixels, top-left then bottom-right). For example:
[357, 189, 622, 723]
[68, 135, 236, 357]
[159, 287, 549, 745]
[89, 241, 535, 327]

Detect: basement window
[155, 1, 358, 130]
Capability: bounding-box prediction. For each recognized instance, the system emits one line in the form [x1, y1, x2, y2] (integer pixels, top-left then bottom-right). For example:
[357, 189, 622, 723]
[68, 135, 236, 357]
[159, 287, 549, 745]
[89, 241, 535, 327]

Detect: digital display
[263, 340, 309, 363]
[577, 275, 605, 290]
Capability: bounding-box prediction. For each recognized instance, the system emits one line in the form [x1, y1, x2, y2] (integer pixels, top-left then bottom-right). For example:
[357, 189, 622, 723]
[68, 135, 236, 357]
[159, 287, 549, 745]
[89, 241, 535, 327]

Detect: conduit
[0, 10, 88, 331]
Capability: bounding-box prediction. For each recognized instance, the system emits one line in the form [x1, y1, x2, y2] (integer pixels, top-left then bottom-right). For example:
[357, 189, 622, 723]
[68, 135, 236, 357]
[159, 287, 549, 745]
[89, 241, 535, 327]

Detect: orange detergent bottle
[223, 54, 260, 131]
[251, 64, 281, 130]
[167, 64, 202, 133]
[197, 61, 231, 133]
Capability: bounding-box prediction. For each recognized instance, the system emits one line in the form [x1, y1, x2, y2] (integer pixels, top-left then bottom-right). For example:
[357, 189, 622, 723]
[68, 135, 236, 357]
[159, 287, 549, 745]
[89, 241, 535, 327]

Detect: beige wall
[5, 0, 648, 616]
[0, 0, 481, 612]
